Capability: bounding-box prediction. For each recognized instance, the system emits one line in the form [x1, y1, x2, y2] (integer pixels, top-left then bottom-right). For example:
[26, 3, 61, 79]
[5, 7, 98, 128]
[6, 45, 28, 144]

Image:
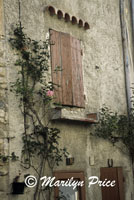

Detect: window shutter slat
[50, 30, 62, 104]
[117, 168, 125, 200]
[70, 37, 85, 107]
[60, 33, 73, 105]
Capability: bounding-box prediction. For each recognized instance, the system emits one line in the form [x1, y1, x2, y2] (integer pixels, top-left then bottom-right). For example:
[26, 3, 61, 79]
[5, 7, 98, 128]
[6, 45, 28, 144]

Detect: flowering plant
[46, 90, 54, 97]
[9, 23, 68, 200]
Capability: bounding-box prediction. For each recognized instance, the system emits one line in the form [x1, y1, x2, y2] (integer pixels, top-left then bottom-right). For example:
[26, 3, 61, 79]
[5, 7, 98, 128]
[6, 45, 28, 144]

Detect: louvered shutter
[50, 29, 85, 108]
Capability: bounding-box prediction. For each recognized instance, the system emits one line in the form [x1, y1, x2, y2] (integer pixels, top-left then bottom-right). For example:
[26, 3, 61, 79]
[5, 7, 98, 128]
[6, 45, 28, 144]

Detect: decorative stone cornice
[45, 6, 90, 30]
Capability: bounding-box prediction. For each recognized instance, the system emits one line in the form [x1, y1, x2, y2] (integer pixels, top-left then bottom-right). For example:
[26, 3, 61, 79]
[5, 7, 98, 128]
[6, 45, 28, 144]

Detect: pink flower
[46, 90, 54, 97]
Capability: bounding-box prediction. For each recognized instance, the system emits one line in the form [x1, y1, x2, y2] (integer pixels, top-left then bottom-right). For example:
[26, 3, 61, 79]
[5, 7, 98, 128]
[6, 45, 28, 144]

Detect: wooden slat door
[100, 167, 125, 200]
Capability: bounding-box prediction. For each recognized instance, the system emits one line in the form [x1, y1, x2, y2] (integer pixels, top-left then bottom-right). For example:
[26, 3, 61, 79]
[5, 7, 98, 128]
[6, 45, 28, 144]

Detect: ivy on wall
[92, 105, 134, 161]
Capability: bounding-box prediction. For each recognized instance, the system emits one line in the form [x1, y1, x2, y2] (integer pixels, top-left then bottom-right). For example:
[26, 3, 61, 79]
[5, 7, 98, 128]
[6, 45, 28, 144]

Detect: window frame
[53, 171, 86, 200]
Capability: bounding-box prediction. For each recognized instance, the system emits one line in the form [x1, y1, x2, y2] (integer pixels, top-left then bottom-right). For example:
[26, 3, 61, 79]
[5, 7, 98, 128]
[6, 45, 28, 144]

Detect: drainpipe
[131, 0, 134, 38]
[119, 0, 132, 115]
[120, 2, 134, 198]
[131, 0, 134, 86]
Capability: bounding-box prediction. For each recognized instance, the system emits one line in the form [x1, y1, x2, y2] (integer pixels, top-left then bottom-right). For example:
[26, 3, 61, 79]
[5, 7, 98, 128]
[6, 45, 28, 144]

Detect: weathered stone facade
[0, 0, 9, 199]
[0, 0, 134, 199]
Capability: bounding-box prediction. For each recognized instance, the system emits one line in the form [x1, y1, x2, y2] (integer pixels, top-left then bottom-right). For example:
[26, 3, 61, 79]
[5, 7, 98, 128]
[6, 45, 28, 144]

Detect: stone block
[0, 175, 8, 191]
[0, 141, 4, 152]
[0, 110, 5, 118]
[4, 112, 8, 122]
[0, 118, 5, 123]
[0, 51, 4, 57]
[0, 77, 6, 83]
[0, 101, 4, 108]
[0, 169, 8, 176]
[0, 192, 8, 200]
[0, 143, 4, 151]
[0, 83, 7, 89]
[0, 0, 4, 36]
[0, 62, 5, 68]
[0, 138, 4, 143]
[0, 68, 5, 77]
[0, 161, 4, 166]
[0, 122, 6, 132]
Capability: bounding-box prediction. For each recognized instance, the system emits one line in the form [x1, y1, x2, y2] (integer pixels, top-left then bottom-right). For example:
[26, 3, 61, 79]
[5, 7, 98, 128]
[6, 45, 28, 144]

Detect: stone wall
[0, 0, 9, 199]
[0, 0, 133, 199]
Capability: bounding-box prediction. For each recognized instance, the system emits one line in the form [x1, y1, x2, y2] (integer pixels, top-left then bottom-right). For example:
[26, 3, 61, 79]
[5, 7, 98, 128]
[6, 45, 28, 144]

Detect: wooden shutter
[50, 29, 85, 107]
[70, 36, 85, 107]
[100, 167, 125, 200]
[60, 32, 73, 105]
[50, 29, 62, 104]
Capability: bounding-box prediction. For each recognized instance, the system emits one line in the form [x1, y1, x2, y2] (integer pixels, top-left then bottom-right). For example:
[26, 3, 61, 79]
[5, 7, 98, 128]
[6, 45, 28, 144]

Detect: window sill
[50, 108, 98, 123]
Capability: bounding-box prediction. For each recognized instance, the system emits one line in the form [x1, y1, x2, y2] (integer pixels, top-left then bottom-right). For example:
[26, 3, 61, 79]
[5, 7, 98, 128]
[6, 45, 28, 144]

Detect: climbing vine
[9, 23, 68, 200]
[92, 105, 134, 161]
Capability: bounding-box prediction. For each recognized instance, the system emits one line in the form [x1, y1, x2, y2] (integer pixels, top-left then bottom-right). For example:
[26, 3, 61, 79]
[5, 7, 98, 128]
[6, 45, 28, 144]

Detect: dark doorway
[100, 167, 125, 200]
